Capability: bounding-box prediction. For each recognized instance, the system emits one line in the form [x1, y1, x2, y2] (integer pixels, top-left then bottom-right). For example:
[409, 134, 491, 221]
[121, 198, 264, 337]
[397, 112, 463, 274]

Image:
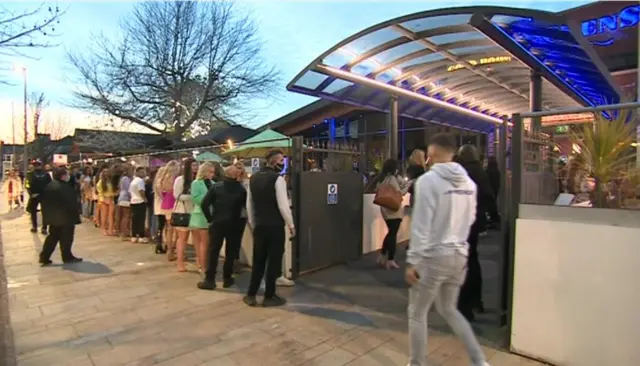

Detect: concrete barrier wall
[362, 193, 411, 254]
[512, 204, 640, 366]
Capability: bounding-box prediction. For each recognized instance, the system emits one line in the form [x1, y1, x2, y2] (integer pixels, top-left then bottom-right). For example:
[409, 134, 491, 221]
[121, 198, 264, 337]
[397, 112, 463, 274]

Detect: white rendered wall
[512, 205, 640, 366]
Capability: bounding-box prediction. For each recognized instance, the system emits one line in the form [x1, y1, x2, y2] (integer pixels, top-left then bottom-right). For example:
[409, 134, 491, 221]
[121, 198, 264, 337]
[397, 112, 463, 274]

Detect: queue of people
[15, 151, 294, 307]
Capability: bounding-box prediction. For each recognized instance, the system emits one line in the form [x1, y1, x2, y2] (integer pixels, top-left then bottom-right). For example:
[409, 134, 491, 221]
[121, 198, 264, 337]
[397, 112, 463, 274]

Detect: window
[3, 154, 13, 162]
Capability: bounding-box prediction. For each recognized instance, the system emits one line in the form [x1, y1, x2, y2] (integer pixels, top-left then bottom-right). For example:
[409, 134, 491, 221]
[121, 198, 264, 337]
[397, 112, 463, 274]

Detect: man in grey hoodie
[405, 133, 489, 366]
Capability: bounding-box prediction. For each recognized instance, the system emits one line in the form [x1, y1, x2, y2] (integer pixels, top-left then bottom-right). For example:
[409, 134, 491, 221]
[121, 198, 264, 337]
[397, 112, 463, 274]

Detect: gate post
[387, 96, 399, 160]
[290, 136, 304, 279]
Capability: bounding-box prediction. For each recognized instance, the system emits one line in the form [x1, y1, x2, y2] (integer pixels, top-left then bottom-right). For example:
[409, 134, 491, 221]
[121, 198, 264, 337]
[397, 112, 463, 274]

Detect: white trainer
[276, 276, 294, 287]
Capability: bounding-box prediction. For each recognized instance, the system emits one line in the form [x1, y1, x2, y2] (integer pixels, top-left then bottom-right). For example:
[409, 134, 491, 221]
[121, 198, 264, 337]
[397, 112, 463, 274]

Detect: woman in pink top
[157, 160, 180, 261]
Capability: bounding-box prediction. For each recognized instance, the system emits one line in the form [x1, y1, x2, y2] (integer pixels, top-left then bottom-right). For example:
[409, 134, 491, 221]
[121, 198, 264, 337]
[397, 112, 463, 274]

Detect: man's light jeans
[408, 253, 486, 366]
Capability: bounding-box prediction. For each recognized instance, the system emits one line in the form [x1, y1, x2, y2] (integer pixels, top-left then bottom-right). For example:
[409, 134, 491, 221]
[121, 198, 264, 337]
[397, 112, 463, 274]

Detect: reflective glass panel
[323, 50, 355, 68]
[429, 30, 486, 45]
[323, 79, 353, 94]
[401, 14, 471, 33]
[343, 27, 401, 55]
[373, 41, 426, 65]
[293, 71, 328, 90]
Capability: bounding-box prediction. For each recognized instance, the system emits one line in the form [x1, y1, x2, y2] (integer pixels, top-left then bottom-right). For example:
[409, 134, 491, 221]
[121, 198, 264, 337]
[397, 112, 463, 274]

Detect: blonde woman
[152, 166, 167, 254]
[116, 165, 133, 240]
[172, 158, 198, 272]
[97, 169, 117, 236]
[158, 160, 181, 261]
[407, 149, 427, 207]
[3, 170, 23, 210]
[189, 162, 214, 273]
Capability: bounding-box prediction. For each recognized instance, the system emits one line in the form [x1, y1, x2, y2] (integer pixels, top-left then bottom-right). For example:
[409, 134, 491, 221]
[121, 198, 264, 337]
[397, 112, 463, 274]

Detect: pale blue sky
[0, 0, 591, 137]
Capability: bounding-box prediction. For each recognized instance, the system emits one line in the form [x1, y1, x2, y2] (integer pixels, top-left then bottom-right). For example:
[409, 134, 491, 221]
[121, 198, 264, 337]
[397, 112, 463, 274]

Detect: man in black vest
[26, 160, 52, 234]
[244, 149, 295, 307]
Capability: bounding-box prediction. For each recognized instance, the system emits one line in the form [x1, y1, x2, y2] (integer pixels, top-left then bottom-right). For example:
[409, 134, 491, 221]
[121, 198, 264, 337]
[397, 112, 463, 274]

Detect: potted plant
[569, 108, 639, 208]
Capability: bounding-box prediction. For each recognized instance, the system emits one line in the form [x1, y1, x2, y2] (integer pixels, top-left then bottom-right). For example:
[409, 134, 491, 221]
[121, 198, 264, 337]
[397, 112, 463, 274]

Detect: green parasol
[195, 151, 225, 162]
[224, 129, 297, 158]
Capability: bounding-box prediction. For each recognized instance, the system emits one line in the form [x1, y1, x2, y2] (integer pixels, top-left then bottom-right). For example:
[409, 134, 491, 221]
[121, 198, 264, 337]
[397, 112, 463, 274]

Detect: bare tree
[68, 1, 280, 142]
[41, 116, 74, 140]
[0, 3, 63, 77]
[29, 92, 48, 136]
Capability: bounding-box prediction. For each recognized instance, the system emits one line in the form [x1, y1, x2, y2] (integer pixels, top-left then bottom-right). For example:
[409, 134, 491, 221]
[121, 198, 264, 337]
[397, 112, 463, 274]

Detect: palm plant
[569, 108, 639, 208]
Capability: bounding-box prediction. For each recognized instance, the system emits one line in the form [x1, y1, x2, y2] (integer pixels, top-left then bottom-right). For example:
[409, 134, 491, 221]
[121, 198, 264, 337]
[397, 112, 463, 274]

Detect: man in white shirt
[245, 149, 295, 307]
[405, 133, 489, 366]
[129, 167, 148, 243]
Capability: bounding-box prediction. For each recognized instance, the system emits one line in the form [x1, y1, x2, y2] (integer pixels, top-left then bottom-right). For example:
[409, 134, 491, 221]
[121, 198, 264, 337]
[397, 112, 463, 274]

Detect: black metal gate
[296, 172, 363, 274]
[289, 136, 365, 276]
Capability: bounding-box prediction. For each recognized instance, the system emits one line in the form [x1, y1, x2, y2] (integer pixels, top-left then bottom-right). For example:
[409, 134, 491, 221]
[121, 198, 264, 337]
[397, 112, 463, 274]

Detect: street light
[13, 64, 27, 174]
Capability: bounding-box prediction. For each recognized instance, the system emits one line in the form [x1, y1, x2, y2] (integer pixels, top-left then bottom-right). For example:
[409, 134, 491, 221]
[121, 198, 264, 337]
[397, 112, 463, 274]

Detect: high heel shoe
[154, 245, 167, 254]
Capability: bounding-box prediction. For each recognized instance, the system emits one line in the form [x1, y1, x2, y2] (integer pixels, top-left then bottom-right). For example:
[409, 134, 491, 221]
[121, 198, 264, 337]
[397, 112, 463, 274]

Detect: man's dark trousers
[206, 221, 243, 282]
[40, 225, 75, 261]
[247, 225, 285, 298]
[28, 196, 47, 232]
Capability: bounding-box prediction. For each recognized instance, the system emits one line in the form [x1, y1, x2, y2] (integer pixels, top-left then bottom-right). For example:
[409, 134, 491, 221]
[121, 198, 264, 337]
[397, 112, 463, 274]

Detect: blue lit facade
[267, 2, 635, 168]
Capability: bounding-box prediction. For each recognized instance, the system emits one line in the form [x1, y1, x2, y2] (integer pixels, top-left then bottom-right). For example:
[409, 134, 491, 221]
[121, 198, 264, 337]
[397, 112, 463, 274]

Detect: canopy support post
[530, 70, 543, 133]
[387, 96, 399, 160]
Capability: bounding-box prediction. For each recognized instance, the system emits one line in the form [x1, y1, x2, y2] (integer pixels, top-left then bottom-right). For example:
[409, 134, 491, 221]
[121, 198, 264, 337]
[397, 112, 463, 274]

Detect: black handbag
[170, 198, 191, 227]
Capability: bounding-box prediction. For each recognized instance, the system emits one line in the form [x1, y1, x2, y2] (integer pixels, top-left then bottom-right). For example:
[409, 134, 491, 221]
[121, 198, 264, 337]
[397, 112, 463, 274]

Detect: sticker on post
[327, 183, 338, 205]
[251, 158, 260, 174]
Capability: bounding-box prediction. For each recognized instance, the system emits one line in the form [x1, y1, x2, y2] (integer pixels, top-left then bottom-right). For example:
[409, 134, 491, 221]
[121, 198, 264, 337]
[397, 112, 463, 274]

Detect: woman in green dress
[189, 162, 215, 272]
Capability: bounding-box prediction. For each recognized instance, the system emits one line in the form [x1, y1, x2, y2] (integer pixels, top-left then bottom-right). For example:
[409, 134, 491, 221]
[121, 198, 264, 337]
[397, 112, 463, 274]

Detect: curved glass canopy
[287, 6, 620, 133]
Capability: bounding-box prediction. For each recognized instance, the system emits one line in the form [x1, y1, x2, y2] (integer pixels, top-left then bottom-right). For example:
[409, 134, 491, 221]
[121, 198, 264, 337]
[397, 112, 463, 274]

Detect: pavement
[0, 205, 546, 366]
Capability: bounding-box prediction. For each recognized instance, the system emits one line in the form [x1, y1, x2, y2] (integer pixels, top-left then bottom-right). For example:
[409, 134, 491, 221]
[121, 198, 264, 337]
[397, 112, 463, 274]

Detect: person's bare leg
[165, 220, 176, 261]
[192, 230, 201, 270]
[176, 230, 188, 272]
[199, 230, 208, 272]
[108, 203, 116, 235]
[100, 204, 108, 235]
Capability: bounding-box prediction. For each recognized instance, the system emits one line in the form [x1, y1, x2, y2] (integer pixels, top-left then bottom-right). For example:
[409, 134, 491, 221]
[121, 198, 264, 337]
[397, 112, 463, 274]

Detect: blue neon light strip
[488, 15, 619, 109]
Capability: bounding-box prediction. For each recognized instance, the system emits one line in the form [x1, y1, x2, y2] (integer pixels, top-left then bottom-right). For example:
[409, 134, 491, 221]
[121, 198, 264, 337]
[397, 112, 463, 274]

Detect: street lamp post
[15, 65, 28, 174]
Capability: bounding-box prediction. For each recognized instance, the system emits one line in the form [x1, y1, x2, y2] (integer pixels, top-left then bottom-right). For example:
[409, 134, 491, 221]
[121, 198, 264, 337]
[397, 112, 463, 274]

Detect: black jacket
[406, 164, 426, 206]
[42, 180, 80, 227]
[201, 178, 246, 225]
[26, 169, 51, 196]
[458, 160, 494, 230]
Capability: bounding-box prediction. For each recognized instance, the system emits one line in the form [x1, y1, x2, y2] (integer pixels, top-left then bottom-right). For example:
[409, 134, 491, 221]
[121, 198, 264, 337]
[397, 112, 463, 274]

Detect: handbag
[170, 197, 191, 227]
[373, 181, 402, 211]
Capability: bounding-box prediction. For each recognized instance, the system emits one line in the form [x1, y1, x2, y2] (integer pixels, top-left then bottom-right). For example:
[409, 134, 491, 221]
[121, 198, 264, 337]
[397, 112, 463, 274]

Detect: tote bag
[373, 181, 402, 212]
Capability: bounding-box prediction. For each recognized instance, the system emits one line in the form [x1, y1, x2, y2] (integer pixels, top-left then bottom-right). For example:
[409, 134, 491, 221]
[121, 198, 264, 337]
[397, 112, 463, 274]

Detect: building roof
[71, 128, 166, 153]
[287, 6, 620, 133]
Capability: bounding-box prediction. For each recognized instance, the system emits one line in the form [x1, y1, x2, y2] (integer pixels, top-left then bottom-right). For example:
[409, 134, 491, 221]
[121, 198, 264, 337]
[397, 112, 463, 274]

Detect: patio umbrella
[224, 129, 297, 158]
[195, 151, 224, 162]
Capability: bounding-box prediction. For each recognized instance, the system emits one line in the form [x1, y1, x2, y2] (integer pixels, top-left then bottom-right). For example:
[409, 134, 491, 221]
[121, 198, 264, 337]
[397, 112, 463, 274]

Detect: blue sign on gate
[327, 183, 338, 205]
[251, 158, 260, 174]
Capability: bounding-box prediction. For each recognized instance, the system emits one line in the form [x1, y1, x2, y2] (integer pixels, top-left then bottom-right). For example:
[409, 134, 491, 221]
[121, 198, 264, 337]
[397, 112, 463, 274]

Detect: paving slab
[0, 205, 547, 366]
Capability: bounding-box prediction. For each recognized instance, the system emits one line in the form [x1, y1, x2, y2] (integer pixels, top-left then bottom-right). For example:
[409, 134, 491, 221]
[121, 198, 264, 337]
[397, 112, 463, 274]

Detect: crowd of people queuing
[4, 150, 295, 307]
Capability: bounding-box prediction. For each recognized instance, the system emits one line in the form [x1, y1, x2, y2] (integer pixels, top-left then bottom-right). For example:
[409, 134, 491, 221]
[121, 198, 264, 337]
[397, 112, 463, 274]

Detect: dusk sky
[0, 0, 591, 141]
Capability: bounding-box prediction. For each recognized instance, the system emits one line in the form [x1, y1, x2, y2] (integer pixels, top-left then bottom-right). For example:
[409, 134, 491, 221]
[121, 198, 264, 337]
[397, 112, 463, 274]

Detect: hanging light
[227, 139, 234, 149]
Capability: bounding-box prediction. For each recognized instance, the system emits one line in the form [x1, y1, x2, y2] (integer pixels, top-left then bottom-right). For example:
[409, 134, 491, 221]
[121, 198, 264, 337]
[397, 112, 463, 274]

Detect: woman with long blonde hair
[189, 162, 215, 273]
[97, 169, 116, 235]
[407, 148, 427, 207]
[158, 160, 181, 261]
[152, 166, 167, 254]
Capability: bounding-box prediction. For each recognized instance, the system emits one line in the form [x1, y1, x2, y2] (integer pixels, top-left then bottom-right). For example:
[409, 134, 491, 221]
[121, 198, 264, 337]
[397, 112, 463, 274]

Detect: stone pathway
[0, 207, 545, 366]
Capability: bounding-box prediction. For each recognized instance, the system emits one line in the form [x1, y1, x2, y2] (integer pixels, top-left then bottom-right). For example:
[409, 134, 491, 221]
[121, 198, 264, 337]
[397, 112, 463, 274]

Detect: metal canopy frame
[287, 6, 621, 133]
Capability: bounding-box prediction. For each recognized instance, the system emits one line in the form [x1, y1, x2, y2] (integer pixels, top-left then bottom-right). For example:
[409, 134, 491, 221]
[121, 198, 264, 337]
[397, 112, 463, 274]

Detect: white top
[407, 162, 477, 265]
[246, 175, 294, 230]
[172, 175, 193, 213]
[129, 176, 146, 204]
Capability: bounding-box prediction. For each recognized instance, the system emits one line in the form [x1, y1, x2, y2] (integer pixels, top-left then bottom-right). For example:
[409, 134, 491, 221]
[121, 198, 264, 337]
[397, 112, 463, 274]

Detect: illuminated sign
[447, 56, 512, 72]
[581, 5, 640, 47]
[555, 125, 569, 134]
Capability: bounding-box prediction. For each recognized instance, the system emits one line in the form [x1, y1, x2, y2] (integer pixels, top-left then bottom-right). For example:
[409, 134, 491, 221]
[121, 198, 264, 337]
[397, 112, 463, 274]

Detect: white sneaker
[276, 276, 294, 287]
